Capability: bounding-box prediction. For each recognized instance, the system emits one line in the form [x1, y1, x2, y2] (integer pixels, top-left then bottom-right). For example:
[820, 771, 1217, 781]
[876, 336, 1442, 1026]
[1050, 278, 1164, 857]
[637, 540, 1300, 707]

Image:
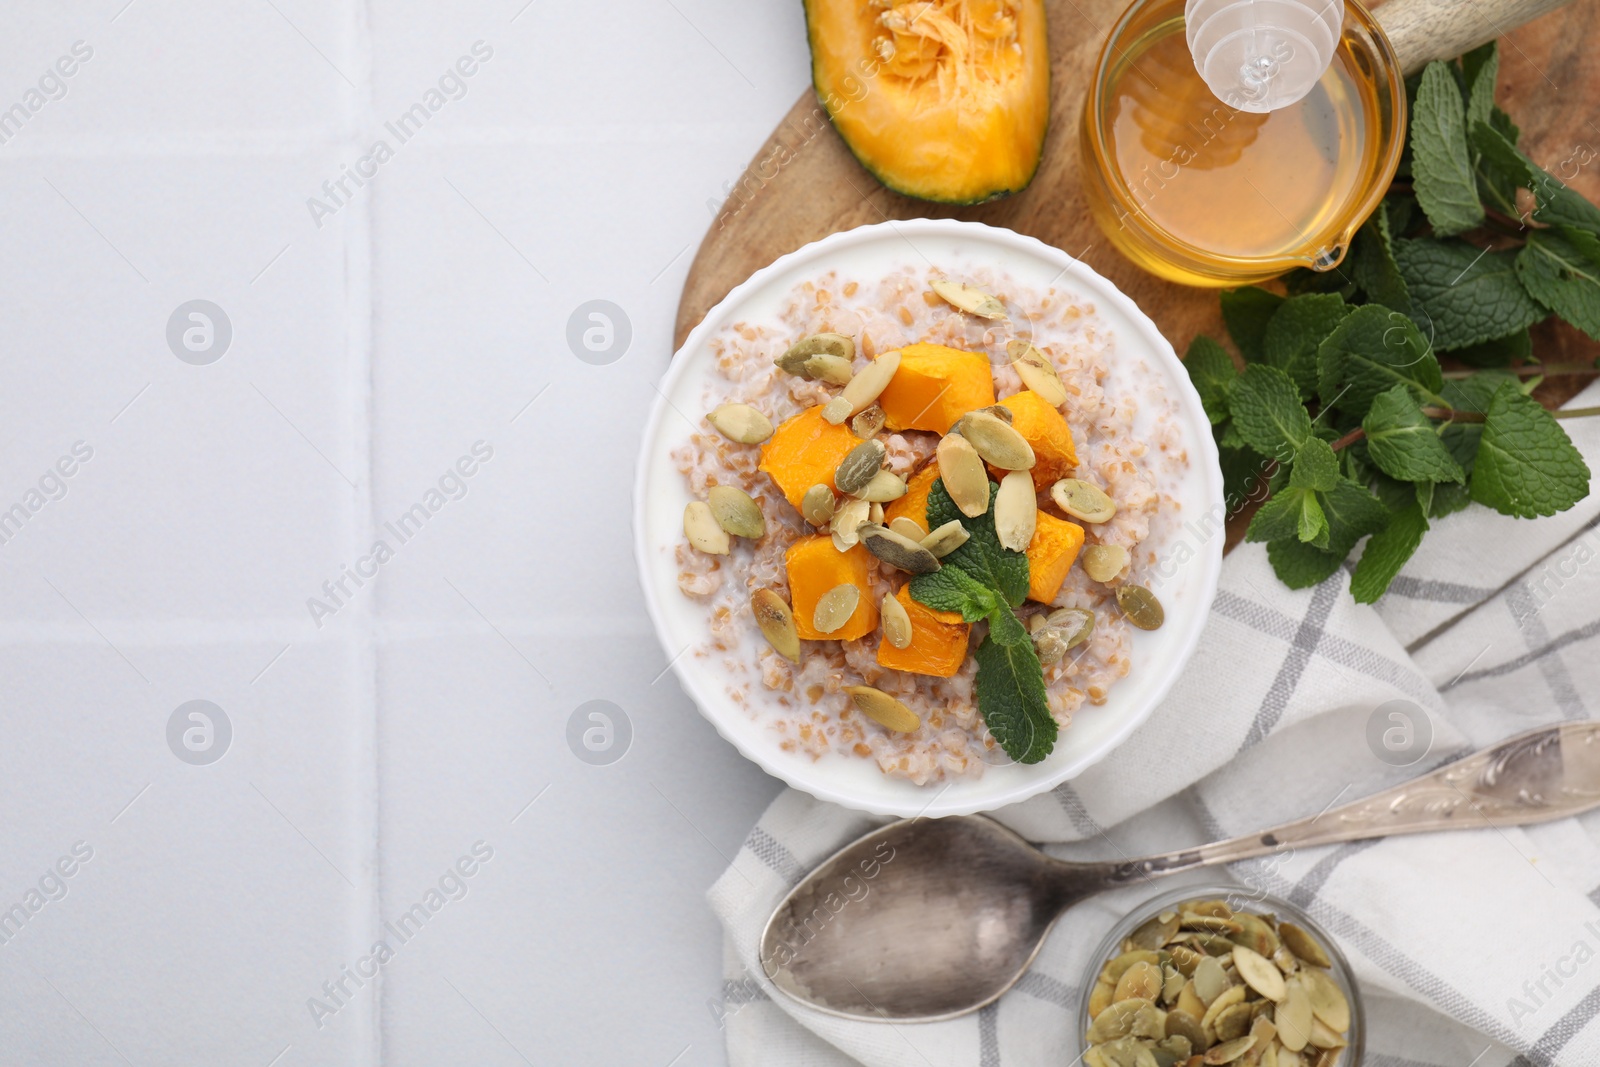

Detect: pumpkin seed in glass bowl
[1078, 885, 1362, 1067]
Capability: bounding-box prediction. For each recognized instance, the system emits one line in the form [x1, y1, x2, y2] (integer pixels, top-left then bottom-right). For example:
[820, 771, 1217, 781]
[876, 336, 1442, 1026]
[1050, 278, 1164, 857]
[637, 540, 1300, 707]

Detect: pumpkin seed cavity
[706, 403, 774, 444]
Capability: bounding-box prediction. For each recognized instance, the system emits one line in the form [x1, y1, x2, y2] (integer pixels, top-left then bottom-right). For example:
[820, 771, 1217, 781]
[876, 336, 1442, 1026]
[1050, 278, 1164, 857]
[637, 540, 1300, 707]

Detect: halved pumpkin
[803, 0, 1051, 204]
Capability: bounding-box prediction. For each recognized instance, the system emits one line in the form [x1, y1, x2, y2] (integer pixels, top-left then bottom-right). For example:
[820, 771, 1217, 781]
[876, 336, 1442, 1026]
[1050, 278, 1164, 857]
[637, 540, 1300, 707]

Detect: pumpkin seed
[850, 404, 885, 438]
[844, 685, 920, 732]
[921, 519, 971, 557]
[1034, 627, 1072, 666]
[869, 501, 884, 524]
[1045, 606, 1096, 649]
[823, 349, 901, 424]
[936, 433, 991, 517]
[1274, 1049, 1303, 1067]
[1158, 1034, 1194, 1061]
[1115, 961, 1163, 1003]
[1131, 1002, 1168, 1040]
[830, 498, 870, 550]
[812, 584, 861, 634]
[1083, 543, 1130, 582]
[707, 485, 765, 539]
[1278, 924, 1331, 970]
[1052, 477, 1118, 522]
[1307, 1019, 1345, 1049]
[683, 501, 729, 554]
[1007, 339, 1069, 407]
[1214, 1001, 1255, 1042]
[856, 469, 908, 502]
[1201, 985, 1247, 1035]
[1233, 946, 1286, 1003]
[1162, 963, 1186, 1006]
[1130, 911, 1182, 951]
[994, 470, 1037, 551]
[957, 410, 1036, 470]
[1117, 585, 1165, 630]
[835, 439, 887, 495]
[1176, 980, 1208, 1020]
[1298, 969, 1349, 1032]
[1191, 901, 1234, 919]
[1275, 978, 1312, 1052]
[1205, 1036, 1258, 1064]
[1166, 1009, 1207, 1051]
[1087, 999, 1148, 1044]
[975, 403, 1014, 424]
[821, 396, 853, 424]
[801, 483, 836, 526]
[803, 352, 854, 385]
[1101, 950, 1162, 986]
[880, 593, 913, 649]
[930, 278, 1007, 319]
[750, 589, 799, 663]
[775, 332, 853, 375]
[889, 516, 926, 540]
[1089, 979, 1117, 1019]
[1232, 914, 1281, 959]
[706, 402, 774, 444]
[1192, 956, 1231, 1006]
[859, 523, 942, 574]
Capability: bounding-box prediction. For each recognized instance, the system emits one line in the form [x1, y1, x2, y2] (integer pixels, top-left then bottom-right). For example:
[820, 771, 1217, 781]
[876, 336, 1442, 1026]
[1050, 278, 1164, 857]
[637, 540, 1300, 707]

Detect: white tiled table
[0, 3, 802, 1063]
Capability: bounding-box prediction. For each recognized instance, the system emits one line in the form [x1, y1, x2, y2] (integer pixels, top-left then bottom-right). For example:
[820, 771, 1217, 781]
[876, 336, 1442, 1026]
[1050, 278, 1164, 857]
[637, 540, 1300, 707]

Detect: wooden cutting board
[674, 0, 1600, 388]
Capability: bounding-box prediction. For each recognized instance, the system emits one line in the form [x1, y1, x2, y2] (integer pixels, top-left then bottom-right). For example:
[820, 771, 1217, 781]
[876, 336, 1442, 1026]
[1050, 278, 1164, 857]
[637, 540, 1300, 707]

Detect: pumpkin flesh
[804, 0, 1050, 204]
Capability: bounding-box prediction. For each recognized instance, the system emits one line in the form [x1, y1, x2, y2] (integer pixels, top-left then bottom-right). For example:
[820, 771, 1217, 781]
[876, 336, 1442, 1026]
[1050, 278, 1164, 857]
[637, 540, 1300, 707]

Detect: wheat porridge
[670, 264, 1189, 785]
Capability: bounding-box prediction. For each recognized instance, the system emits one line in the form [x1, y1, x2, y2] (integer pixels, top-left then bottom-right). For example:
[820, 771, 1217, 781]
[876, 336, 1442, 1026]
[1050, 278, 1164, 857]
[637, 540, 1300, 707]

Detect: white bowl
[634, 219, 1222, 817]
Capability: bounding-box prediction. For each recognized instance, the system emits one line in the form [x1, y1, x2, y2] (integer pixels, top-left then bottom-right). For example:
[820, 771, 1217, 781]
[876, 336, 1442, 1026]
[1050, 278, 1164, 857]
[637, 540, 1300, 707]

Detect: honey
[1081, 0, 1406, 287]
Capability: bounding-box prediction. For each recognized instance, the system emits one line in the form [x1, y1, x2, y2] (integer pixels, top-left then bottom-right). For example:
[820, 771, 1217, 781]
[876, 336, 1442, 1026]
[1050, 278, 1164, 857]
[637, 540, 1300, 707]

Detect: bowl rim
[632, 218, 1223, 817]
[1076, 880, 1366, 1062]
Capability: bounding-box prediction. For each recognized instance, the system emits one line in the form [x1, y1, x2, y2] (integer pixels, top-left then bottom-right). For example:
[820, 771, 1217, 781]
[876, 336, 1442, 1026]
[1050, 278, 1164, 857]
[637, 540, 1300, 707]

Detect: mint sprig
[1191, 44, 1599, 604]
[909, 478, 1055, 764]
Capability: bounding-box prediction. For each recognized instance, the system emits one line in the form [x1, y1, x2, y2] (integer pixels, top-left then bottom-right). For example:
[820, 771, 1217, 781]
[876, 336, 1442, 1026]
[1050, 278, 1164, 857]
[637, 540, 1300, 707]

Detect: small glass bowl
[1076, 883, 1365, 1066]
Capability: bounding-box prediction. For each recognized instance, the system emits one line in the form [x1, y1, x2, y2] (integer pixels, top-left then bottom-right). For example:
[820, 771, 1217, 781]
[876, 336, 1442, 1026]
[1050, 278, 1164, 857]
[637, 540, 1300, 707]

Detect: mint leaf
[1471, 121, 1600, 232]
[974, 626, 1056, 764]
[1221, 287, 1284, 362]
[1185, 334, 1238, 424]
[1462, 43, 1498, 133]
[1220, 445, 1270, 511]
[1317, 304, 1444, 416]
[922, 478, 1030, 607]
[1319, 480, 1391, 556]
[1230, 364, 1313, 460]
[1290, 437, 1340, 491]
[909, 566, 998, 622]
[1516, 230, 1600, 340]
[1393, 238, 1545, 350]
[1266, 537, 1345, 589]
[1412, 62, 1484, 236]
[1451, 327, 1530, 368]
[1351, 503, 1429, 603]
[1246, 487, 1325, 544]
[1352, 209, 1412, 314]
[987, 603, 1031, 647]
[1362, 383, 1466, 483]
[1470, 382, 1591, 517]
[1264, 294, 1350, 398]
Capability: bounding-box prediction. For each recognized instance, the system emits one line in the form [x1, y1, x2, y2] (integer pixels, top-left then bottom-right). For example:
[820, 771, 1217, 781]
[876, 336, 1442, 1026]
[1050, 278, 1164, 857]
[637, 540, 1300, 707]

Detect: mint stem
[1441, 363, 1600, 380]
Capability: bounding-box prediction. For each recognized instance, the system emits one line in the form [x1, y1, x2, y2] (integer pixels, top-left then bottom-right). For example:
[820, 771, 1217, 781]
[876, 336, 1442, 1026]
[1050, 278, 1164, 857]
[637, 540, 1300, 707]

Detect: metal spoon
[761, 720, 1600, 1022]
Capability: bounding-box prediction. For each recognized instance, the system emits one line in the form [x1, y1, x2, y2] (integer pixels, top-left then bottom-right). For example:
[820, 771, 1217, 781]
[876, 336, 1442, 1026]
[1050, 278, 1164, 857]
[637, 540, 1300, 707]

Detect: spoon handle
[1377, 0, 1574, 75]
[1108, 720, 1600, 883]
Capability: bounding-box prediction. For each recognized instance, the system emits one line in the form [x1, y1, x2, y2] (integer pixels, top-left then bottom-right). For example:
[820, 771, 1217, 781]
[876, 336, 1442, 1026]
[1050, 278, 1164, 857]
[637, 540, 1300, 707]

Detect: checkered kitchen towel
[708, 378, 1600, 1067]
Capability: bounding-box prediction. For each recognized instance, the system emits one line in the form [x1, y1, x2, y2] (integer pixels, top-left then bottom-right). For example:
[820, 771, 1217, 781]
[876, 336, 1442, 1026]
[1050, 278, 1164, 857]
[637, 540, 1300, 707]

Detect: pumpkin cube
[1026, 510, 1085, 603]
[997, 390, 1078, 490]
[877, 584, 970, 678]
[758, 405, 861, 510]
[884, 463, 939, 531]
[876, 343, 996, 434]
[786, 536, 879, 641]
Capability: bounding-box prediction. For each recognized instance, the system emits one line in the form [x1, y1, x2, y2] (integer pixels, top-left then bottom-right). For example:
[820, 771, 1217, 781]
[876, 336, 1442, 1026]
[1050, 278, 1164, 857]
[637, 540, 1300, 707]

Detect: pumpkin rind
[803, 0, 1051, 204]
